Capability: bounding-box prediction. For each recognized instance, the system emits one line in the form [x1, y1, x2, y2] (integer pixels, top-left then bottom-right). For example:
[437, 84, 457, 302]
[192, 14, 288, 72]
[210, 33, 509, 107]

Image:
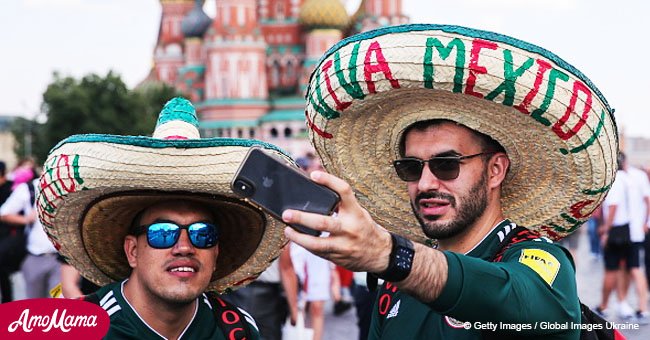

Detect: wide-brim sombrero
[305, 24, 618, 243]
[37, 97, 294, 293]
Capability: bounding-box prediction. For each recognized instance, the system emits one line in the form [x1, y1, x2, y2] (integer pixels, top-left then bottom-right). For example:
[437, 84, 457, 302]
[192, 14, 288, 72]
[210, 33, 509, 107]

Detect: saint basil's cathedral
[144, 0, 408, 155]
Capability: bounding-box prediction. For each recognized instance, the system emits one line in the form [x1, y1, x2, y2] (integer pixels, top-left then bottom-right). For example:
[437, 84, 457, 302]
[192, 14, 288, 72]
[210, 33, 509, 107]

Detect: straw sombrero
[305, 24, 618, 243]
[37, 97, 294, 293]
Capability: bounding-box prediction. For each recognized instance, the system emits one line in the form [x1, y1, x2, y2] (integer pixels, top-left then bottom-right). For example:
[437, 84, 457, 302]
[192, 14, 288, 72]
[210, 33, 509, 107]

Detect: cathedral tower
[154, 0, 195, 84]
[202, 0, 269, 124]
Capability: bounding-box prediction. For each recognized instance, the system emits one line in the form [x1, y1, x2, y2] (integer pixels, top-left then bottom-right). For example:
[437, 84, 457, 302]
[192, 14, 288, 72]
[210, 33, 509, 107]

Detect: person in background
[57, 256, 100, 298]
[291, 155, 342, 340]
[222, 245, 299, 340]
[596, 152, 647, 322]
[333, 265, 354, 316]
[645, 166, 650, 292]
[587, 207, 604, 261]
[1, 165, 60, 299]
[289, 242, 340, 340]
[617, 152, 650, 323]
[351, 271, 374, 340]
[0, 160, 15, 302]
[9, 157, 36, 191]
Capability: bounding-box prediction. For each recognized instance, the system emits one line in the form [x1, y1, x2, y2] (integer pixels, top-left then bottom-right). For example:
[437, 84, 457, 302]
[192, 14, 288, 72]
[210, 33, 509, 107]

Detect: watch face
[378, 233, 415, 282]
[395, 247, 414, 270]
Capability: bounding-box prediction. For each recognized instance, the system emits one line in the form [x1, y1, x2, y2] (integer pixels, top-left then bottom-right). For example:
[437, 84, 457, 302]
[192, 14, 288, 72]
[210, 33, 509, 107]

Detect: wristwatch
[375, 232, 415, 282]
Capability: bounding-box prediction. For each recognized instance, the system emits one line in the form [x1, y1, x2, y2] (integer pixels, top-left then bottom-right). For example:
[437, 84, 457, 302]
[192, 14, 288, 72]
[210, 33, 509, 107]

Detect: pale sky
[2, 0, 649, 138]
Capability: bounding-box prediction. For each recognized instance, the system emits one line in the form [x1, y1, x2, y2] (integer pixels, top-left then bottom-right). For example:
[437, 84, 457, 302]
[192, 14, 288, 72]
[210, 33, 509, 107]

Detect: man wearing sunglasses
[283, 25, 620, 339]
[84, 199, 249, 339]
[37, 98, 293, 339]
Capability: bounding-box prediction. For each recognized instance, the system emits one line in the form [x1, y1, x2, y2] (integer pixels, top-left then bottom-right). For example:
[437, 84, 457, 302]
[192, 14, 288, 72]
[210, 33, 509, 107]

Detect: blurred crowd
[587, 152, 650, 325]
[2, 151, 650, 339]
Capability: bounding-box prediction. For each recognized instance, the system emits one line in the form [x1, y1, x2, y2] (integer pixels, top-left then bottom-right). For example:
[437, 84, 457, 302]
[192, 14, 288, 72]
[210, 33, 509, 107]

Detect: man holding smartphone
[282, 25, 619, 338]
[37, 98, 294, 339]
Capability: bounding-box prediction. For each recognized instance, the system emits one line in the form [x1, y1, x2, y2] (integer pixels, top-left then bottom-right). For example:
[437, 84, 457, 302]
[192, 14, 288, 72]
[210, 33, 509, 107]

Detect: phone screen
[231, 148, 340, 236]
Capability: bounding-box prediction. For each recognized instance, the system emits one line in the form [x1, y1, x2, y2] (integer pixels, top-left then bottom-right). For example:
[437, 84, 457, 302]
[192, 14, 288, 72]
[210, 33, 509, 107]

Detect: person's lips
[166, 260, 199, 278]
[418, 198, 451, 216]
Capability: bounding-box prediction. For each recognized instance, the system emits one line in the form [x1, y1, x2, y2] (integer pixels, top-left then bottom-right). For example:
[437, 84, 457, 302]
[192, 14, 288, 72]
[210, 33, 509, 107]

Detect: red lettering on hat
[322, 59, 352, 111]
[364, 41, 400, 94]
[552, 80, 592, 140]
[569, 199, 596, 219]
[540, 226, 562, 241]
[465, 39, 498, 98]
[56, 155, 78, 193]
[38, 175, 57, 214]
[306, 111, 333, 139]
[514, 59, 553, 114]
[39, 159, 63, 211]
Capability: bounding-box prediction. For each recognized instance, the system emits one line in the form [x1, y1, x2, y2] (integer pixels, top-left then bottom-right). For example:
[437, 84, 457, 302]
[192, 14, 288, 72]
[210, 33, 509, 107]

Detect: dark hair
[399, 119, 506, 157]
[0, 161, 5, 177]
[130, 209, 147, 234]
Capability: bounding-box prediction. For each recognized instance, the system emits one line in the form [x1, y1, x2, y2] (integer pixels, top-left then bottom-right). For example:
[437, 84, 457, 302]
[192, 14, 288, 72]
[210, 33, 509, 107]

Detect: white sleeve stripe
[101, 297, 117, 310]
[201, 293, 213, 309]
[238, 307, 258, 331]
[106, 305, 121, 317]
[237, 307, 254, 321]
[99, 290, 114, 307]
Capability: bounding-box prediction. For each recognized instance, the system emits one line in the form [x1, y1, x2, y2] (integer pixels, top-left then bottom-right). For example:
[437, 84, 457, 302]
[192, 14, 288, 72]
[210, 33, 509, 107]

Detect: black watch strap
[375, 232, 415, 282]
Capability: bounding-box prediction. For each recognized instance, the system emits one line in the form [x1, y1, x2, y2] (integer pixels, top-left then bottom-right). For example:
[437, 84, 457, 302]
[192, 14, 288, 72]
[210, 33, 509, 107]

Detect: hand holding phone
[231, 147, 340, 236]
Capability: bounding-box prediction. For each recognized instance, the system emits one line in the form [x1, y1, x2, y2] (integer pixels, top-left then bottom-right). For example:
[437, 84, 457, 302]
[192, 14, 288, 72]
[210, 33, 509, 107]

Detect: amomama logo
[0, 298, 109, 339]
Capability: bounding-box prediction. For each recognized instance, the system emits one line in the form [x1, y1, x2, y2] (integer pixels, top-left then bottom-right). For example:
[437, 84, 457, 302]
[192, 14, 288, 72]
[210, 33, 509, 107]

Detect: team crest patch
[519, 249, 560, 286]
[445, 316, 467, 329]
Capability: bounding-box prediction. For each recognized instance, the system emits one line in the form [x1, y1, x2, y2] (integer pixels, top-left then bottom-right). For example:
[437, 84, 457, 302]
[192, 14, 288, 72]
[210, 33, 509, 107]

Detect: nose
[172, 229, 195, 255]
[417, 163, 441, 192]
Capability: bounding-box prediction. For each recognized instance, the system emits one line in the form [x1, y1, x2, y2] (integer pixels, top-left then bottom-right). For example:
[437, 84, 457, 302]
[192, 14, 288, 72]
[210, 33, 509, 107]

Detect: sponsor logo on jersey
[519, 248, 560, 286]
[386, 300, 400, 319]
[445, 316, 467, 329]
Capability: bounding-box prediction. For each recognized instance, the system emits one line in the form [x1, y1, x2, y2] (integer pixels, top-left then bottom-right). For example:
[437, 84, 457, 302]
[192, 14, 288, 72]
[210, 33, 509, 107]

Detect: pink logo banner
[0, 298, 109, 339]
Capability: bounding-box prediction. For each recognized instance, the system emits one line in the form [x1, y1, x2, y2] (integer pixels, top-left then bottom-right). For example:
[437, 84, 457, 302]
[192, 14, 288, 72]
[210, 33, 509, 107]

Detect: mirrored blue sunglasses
[132, 221, 219, 249]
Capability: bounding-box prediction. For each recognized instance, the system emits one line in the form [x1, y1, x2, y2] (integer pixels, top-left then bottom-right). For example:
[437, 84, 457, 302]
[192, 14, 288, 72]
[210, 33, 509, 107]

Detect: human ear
[124, 235, 139, 269]
[488, 153, 510, 189]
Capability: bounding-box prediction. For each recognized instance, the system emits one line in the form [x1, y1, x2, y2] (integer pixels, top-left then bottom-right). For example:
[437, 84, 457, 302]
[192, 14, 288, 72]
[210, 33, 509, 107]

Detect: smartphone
[231, 147, 340, 236]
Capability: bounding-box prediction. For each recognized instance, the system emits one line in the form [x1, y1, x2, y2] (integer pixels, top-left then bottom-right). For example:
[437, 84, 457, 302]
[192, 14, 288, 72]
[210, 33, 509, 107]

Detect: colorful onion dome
[299, 0, 350, 30]
[181, 0, 212, 38]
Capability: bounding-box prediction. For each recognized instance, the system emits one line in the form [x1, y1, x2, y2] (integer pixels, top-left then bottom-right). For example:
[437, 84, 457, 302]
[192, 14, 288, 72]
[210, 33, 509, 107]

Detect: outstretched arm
[283, 172, 578, 328]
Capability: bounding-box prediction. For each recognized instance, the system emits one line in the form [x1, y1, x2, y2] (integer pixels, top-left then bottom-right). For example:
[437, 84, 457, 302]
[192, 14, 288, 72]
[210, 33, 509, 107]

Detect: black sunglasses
[132, 221, 219, 249]
[393, 152, 496, 182]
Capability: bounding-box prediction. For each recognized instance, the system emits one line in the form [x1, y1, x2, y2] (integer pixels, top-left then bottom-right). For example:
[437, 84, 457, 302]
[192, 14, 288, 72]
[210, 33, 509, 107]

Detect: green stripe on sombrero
[49, 134, 291, 156]
[310, 23, 614, 117]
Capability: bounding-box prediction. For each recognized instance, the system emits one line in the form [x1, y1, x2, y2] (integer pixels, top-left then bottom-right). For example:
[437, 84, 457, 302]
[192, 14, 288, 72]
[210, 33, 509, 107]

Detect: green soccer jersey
[95, 280, 260, 339]
[369, 220, 580, 339]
